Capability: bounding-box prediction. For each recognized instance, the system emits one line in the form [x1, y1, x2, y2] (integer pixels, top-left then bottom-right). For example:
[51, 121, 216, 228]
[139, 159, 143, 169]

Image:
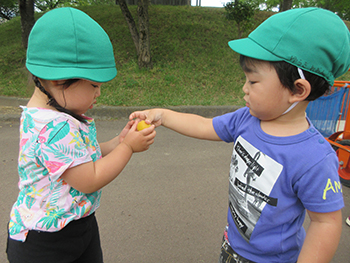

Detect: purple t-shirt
[213, 107, 344, 263]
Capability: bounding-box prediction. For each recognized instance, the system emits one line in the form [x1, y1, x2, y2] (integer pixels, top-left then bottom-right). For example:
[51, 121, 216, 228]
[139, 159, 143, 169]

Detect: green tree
[224, 0, 257, 39]
[280, 0, 292, 11]
[19, 0, 35, 48]
[258, 0, 350, 20]
[0, 0, 18, 20]
[34, 0, 65, 11]
[117, 0, 153, 69]
[305, 0, 350, 20]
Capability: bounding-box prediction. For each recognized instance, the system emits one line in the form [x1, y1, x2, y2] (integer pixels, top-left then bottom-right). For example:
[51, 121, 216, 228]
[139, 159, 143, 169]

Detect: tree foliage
[301, 0, 350, 21]
[258, 0, 350, 20]
[35, 0, 64, 11]
[0, 0, 115, 20]
[0, 0, 18, 20]
[224, 0, 257, 38]
[118, 0, 189, 4]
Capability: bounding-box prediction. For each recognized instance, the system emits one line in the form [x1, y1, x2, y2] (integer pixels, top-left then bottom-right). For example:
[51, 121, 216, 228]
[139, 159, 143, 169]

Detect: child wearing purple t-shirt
[130, 8, 350, 263]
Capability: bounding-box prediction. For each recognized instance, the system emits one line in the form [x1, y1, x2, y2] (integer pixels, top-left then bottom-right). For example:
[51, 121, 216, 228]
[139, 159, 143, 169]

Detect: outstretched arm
[297, 209, 342, 263]
[61, 120, 156, 193]
[130, 108, 221, 141]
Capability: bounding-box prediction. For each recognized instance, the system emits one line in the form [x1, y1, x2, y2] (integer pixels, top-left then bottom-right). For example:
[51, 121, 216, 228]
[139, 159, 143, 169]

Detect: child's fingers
[137, 125, 156, 142]
[129, 119, 138, 131]
[129, 111, 148, 121]
[144, 130, 156, 146]
[126, 120, 135, 128]
[138, 123, 155, 134]
[128, 112, 138, 120]
[144, 111, 163, 126]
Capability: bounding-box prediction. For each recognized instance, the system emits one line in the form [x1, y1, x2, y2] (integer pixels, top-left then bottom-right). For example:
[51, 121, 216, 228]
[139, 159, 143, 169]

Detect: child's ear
[290, 79, 311, 103]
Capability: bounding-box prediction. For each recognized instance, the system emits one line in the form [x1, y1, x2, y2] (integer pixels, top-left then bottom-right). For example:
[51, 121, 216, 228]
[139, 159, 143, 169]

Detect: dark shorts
[219, 236, 256, 263]
[218, 236, 298, 263]
[6, 213, 103, 263]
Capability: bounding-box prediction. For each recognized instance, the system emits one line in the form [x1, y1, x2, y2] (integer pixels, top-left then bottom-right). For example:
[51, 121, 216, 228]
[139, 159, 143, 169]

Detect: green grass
[1, 5, 350, 107]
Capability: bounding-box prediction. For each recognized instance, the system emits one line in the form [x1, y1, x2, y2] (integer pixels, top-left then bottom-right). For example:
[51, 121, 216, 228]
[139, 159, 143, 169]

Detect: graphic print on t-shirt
[229, 136, 283, 242]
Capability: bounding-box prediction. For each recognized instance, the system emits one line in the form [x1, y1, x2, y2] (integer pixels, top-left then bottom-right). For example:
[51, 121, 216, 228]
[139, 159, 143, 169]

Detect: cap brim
[228, 38, 283, 62]
[27, 63, 117, 83]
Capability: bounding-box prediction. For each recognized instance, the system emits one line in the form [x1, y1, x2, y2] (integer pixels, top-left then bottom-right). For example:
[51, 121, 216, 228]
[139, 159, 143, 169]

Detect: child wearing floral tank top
[6, 7, 156, 263]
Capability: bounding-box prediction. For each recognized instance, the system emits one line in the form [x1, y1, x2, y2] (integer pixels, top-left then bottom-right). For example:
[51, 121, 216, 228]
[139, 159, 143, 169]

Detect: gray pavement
[1, 96, 349, 262]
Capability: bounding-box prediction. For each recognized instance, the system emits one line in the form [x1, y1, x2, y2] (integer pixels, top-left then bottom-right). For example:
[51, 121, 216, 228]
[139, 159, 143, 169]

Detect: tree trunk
[117, 0, 140, 55]
[19, 0, 35, 49]
[137, 0, 152, 68]
[117, 0, 152, 69]
[280, 0, 293, 12]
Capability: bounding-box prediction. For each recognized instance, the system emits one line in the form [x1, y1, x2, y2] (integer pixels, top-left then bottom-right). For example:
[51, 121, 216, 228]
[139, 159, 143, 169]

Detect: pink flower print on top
[38, 136, 46, 143]
[20, 138, 29, 148]
[44, 160, 66, 174]
[38, 126, 48, 143]
[40, 126, 48, 134]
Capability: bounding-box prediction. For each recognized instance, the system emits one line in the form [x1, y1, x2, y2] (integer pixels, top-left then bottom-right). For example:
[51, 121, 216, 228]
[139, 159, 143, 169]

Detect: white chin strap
[282, 101, 299, 115]
[282, 68, 305, 115]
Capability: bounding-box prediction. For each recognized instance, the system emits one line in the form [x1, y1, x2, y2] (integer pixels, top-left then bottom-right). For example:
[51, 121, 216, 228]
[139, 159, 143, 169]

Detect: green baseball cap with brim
[26, 7, 117, 83]
[228, 8, 350, 85]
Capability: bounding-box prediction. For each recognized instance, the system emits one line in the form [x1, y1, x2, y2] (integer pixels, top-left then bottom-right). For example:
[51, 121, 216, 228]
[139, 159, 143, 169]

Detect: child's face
[242, 61, 293, 121]
[54, 79, 102, 116]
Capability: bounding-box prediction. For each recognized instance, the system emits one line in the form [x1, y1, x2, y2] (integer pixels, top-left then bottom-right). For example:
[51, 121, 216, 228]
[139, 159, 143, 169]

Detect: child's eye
[91, 84, 99, 88]
[249, 81, 257, 85]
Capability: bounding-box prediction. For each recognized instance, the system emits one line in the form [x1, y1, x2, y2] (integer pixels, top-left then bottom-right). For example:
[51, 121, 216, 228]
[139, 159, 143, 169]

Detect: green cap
[228, 8, 350, 85]
[26, 7, 117, 82]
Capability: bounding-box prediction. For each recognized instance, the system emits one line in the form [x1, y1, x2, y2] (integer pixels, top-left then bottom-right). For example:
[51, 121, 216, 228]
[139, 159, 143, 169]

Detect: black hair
[32, 75, 88, 123]
[239, 55, 330, 101]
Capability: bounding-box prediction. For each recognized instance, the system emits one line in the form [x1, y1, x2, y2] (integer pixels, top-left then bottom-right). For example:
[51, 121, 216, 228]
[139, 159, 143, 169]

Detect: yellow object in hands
[137, 120, 151, 131]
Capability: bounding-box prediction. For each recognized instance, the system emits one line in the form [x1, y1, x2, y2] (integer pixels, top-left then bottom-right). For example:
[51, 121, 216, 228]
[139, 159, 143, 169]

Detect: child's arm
[130, 108, 221, 141]
[297, 209, 342, 263]
[61, 121, 156, 194]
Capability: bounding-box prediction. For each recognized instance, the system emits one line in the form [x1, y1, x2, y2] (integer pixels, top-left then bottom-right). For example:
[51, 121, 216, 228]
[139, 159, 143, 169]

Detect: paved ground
[1, 96, 349, 262]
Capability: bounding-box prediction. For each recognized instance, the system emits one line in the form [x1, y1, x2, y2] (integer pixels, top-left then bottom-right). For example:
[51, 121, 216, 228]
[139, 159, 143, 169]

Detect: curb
[0, 96, 241, 121]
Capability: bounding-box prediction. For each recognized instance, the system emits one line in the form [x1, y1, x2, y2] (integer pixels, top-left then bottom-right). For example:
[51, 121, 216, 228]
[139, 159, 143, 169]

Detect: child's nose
[242, 82, 249, 94]
[95, 87, 101, 97]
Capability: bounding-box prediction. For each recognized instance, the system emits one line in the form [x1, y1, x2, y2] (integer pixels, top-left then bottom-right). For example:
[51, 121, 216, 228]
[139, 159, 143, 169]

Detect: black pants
[219, 237, 255, 263]
[6, 213, 103, 263]
[218, 237, 298, 263]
